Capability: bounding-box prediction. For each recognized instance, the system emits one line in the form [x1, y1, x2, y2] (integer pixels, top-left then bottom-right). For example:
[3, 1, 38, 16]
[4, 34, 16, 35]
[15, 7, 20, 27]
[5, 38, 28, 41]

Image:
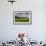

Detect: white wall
[0, 0, 46, 41]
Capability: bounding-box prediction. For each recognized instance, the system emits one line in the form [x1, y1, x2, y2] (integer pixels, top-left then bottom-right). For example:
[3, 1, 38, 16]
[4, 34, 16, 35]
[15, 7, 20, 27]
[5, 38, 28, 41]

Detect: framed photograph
[13, 11, 32, 25]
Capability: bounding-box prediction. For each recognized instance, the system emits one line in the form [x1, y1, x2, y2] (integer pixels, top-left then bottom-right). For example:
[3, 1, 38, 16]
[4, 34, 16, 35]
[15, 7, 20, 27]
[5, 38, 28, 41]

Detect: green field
[15, 17, 29, 22]
[30, 18, 32, 23]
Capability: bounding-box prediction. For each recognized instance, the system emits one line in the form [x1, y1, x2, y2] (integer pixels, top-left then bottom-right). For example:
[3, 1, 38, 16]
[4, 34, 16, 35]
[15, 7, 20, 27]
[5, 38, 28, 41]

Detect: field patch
[15, 16, 29, 22]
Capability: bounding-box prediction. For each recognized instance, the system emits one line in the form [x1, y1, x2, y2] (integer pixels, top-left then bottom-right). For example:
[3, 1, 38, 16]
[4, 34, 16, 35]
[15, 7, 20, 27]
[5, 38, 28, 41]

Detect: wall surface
[0, 0, 46, 41]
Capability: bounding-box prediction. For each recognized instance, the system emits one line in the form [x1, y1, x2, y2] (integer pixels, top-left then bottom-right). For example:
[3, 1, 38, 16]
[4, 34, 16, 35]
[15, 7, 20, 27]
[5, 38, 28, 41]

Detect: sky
[14, 11, 32, 18]
[15, 12, 29, 18]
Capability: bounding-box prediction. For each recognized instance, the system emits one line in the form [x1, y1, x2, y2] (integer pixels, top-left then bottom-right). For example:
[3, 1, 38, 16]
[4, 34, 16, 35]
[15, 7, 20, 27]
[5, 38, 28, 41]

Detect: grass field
[15, 16, 29, 22]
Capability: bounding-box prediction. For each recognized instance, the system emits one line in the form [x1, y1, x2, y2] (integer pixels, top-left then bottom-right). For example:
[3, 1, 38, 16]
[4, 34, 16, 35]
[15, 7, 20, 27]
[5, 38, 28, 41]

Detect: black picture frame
[13, 11, 32, 25]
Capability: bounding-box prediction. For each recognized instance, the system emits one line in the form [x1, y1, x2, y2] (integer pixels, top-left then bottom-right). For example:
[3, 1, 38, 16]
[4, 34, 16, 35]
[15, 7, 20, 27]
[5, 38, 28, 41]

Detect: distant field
[15, 16, 29, 22]
[30, 18, 32, 23]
